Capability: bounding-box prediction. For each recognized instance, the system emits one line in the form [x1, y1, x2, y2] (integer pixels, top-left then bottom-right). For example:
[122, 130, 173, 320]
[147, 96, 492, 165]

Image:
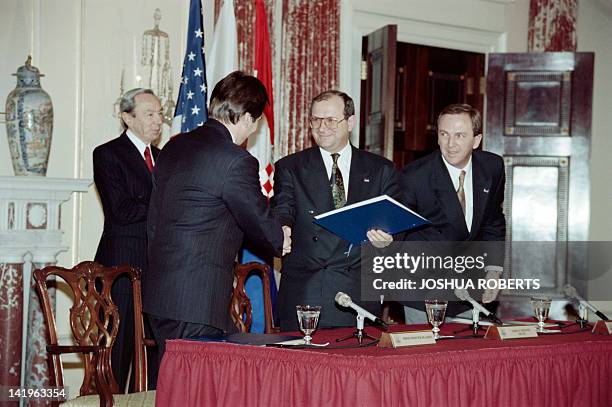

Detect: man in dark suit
[144, 71, 290, 368]
[399, 103, 506, 321]
[272, 90, 398, 331]
[93, 88, 162, 391]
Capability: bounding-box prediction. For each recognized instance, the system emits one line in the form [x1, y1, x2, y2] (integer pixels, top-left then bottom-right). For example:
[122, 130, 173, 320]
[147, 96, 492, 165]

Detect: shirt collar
[126, 129, 151, 155]
[319, 142, 352, 161]
[441, 152, 472, 179]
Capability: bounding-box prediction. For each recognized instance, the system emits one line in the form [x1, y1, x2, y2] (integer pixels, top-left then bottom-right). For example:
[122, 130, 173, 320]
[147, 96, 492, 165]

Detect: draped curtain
[213, 0, 340, 159]
[528, 0, 578, 51]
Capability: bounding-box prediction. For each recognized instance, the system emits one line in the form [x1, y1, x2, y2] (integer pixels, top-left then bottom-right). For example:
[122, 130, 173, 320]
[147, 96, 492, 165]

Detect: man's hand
[282, 226, 292, 256]
[367, 229, 393, 249]
[482, 269, 502, 303]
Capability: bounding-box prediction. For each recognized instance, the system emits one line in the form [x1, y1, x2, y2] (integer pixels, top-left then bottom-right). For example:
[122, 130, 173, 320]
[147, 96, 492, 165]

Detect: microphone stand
[575, 303, 591, 329]
[453, 309, 487, 336]
[336, 314, 377, 345]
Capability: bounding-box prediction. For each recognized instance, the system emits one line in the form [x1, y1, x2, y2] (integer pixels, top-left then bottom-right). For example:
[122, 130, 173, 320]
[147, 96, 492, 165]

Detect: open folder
[313, 195, 430, 245]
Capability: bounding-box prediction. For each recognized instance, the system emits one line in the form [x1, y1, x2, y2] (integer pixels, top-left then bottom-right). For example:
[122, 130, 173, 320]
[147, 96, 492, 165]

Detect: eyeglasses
[309, 117, 346, 129]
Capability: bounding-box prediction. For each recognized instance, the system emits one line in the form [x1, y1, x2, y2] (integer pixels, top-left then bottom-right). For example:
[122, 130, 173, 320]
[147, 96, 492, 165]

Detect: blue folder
[313, 195, 430, 245]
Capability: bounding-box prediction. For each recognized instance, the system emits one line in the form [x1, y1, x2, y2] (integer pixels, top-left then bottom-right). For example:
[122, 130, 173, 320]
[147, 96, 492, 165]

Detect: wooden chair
[230, 262, 277, 333]
[33, 261, 155, 407]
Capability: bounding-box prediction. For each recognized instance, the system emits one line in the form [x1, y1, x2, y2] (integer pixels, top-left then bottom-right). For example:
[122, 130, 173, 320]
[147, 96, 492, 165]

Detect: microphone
[563, 284, 609, 320]
[335, 292, 388, 330]
[454, 288, 503, 325]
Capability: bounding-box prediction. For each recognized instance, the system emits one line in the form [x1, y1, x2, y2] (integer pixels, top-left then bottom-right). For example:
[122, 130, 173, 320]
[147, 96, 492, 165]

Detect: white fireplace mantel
[0, 176, 91, 263]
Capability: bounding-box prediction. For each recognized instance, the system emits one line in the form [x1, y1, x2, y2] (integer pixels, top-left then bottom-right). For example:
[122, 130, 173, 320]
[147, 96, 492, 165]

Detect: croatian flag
[171, 0, 208, 135]
[246, 0, 275, 197]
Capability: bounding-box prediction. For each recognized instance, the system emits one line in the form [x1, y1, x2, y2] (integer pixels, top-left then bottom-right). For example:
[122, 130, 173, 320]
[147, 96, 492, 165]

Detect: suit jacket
[399, 149, 506, 315]
[272, 146, 399, 330]
[93, 132, 160, 289]
[144, 119, 284, 331]
[399, 149, 505, 242]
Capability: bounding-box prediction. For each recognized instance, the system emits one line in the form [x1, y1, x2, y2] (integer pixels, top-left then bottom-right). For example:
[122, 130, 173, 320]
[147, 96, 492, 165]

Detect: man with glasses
[93, 88, 162, 390]
[272, 90, 399, 331]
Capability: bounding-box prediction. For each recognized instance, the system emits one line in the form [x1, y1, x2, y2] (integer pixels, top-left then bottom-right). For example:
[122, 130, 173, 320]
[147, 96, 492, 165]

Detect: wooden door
[359, 25, 396, 160]
[486, 52, 594, 318]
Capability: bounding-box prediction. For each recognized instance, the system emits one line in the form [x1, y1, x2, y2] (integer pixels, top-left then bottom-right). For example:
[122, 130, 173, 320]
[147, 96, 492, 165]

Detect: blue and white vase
[5, 56, 53, 176]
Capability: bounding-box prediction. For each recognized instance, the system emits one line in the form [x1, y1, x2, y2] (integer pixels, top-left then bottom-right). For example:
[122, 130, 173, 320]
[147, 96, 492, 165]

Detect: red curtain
[528, 0, 578, 51]
[278, 0, 340, 157]
[213, 0, 340, 159]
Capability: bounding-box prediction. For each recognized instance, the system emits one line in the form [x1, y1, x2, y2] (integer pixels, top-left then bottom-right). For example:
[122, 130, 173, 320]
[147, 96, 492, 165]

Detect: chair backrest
[33, 261, 148, 396]
[230, 262, 275, 333]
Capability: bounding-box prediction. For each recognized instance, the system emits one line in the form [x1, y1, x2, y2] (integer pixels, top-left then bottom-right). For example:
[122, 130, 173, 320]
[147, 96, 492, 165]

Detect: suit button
[312, 236, 318, 242]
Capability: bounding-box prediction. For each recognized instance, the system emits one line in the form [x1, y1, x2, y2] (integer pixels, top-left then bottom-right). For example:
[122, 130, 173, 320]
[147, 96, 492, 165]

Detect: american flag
[171, 0, 208, 135]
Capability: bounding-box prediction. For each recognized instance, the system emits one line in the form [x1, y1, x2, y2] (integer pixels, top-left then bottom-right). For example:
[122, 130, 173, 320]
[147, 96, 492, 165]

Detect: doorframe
[340, 0, 508, 146]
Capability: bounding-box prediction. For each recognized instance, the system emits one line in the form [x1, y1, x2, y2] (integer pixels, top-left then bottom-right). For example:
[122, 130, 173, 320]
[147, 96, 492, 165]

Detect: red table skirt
[156, 328, 612, 406]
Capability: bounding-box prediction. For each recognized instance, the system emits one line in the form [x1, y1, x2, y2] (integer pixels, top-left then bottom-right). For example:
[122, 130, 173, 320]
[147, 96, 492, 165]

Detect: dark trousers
[110, 279, 159, 392]
[146, 314, 224, 389]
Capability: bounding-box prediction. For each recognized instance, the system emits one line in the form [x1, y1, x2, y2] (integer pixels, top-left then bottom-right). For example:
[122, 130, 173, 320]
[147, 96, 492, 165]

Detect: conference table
[156, 323, 612, 406]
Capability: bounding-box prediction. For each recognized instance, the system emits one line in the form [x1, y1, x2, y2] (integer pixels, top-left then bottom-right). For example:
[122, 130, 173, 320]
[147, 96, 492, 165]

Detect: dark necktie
[457, 170, 466, 215]
[144, 146, 154, 173]
[331, 153, 346, 209]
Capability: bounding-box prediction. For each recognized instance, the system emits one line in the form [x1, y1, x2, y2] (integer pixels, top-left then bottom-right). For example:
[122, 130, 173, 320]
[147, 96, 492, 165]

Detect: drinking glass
[531, 297, 552, 332]
[296, 305, 321, 345]
[425, 300, 448, 339]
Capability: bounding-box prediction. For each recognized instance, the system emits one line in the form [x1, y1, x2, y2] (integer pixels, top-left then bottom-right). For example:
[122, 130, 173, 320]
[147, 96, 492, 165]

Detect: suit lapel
[346, 146, 369, 205]
[432, 152, 469, 239]
[117, 133, 153, 181]
[303, 148, 334, 213]
[469, 152, 492, 239]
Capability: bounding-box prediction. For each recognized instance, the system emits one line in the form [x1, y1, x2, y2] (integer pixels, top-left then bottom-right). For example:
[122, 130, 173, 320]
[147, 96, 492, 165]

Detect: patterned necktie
[457, 170, 466, 215]
[330, 153, 346, 209]
[144, 146, 154, 173]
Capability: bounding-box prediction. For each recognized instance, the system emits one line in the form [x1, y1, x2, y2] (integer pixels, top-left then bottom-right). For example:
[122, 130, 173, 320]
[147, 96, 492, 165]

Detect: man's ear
[241, 112, 254, 127]
[473, 133, 483, 149]
[347, 115, 357, 132]
[121, 112, 133, 129]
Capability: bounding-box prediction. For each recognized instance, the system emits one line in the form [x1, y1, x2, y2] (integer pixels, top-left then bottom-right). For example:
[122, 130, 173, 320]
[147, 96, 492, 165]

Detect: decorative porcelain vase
[5, 56, 53, 176]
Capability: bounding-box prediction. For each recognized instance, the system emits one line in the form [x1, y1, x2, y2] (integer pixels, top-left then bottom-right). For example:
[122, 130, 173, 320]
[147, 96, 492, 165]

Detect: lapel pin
[363, 178, 370, 182]
[483, 188, 489, 193]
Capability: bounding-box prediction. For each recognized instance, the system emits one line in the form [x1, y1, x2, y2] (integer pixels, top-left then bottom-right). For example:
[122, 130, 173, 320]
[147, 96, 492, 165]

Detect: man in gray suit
[144, 72, 290, 379]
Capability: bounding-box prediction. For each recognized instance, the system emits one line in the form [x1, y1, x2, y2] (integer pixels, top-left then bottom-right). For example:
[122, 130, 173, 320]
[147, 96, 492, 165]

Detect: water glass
[296, 305, 321, 345]
[425, 300, 448, 339]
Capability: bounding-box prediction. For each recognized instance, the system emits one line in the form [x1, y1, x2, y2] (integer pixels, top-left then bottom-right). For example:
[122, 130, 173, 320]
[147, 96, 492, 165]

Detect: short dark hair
[119, 88, 156, 130]
[437, 103, 482, 135]
[311, 90, 355, 118]
[209, 71, 269, 124]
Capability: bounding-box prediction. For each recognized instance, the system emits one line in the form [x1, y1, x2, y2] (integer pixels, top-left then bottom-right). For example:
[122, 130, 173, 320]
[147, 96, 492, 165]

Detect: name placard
[378, 331, 436, 348]
[592, 320, 612, 335]
[485, 325, 538, 340]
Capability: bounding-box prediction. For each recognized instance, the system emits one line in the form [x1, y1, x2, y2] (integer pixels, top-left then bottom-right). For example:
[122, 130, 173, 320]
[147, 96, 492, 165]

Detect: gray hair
[119, 88, 156, 130]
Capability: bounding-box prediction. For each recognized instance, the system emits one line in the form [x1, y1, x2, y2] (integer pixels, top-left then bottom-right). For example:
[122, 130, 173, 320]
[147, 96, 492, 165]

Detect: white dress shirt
[126, 129, 155, 165]
[319, 143, 352, 201]
[441, 154, 473, 232]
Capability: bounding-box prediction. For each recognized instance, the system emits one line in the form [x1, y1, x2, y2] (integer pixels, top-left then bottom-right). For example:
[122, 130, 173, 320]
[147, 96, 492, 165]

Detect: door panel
[360, 25, 396, 160]
[486, 52, 594, 318]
